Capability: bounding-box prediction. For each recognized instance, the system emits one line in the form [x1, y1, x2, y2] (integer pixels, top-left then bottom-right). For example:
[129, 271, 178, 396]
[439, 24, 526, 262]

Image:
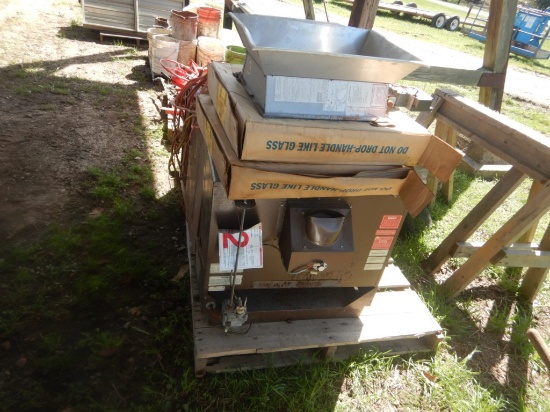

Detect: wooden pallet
[190, 259, 443, 376]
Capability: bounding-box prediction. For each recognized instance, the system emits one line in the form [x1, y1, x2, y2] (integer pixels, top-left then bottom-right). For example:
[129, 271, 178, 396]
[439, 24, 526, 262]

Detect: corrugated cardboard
[241, 54, 389, 121]
[208, 62, 461, 176]
[197, 94, 434, 217]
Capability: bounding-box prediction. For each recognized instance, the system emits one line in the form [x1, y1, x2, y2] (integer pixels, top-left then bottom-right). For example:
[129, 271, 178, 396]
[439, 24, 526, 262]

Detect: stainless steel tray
[228, 13, 426, 83]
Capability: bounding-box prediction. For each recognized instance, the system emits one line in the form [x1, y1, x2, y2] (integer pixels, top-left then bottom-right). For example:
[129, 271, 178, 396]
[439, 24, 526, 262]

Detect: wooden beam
[442, 180, 550, 297]
[348, 0, 378, 29]
[405, 67, 487, 86]
[520, 221, 550, 302]
[426, 120, 452, 207]
[497, 249, 550, 268]
[479, 0, 518, 110]
[422, 167, 526, 275]
[302, 0, 315, 20]
[517, 180, 544, 243]
[416, 93, 447, 129]
[453, 242, 540, 258]
[432, 89, 550, 183]
[134, 0, 139, 32]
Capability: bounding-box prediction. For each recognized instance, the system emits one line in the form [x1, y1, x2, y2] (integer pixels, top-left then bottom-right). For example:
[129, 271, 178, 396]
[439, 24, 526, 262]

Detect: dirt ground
[0, 0, 171, 243]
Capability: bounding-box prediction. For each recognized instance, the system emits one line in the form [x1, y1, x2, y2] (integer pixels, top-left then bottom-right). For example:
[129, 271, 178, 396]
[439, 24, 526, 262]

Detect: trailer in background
[462, 1, 550, 59]
[377, 1, 461, 31]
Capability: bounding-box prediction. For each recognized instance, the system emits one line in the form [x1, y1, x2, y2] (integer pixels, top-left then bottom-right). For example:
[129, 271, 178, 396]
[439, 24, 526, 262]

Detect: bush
[533, 0, 550, 10]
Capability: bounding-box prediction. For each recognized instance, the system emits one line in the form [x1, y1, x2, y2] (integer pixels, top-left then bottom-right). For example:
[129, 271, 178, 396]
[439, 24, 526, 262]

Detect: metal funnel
[305, 210, 346, 246]
[228, 13, 427, 83]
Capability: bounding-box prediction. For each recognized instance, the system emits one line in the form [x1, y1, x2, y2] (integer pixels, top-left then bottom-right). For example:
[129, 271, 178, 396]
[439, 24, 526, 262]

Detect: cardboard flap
[400, 171, 434, 217]
[229, 166, 406, 200]
[418, 135, 463, 182]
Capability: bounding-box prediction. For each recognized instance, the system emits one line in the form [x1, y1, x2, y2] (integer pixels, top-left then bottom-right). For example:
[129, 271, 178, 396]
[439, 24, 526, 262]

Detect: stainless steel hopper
[228, 13, 426, 84]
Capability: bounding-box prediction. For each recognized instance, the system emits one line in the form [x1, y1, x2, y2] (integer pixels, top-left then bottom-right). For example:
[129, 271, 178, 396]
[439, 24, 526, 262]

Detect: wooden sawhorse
[417, 89, 550, 301]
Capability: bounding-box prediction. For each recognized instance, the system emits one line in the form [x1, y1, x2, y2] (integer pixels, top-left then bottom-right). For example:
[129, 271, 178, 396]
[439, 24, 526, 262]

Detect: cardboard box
[197, 94, 435, 217]
[241, 54, 389, 121]
[208, 62, 461, 176]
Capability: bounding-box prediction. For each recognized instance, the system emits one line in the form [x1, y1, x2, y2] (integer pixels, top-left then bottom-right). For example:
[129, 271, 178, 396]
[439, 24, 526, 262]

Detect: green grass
[6, 169, 546, 409]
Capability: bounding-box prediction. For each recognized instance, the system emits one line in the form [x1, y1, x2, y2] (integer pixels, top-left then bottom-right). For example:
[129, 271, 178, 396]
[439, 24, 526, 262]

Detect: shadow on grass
[0, 29, 191, 410]
[0, 25, 349, 412]
[395, 181, 539, 410]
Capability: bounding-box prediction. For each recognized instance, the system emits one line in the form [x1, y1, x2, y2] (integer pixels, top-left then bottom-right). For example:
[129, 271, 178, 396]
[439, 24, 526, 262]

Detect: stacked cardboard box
[197, 62, 462, 217]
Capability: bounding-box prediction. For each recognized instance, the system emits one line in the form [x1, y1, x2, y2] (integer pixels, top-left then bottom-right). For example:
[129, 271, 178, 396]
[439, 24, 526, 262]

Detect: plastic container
[197, 7, 222, 39]
[177, 40, 198, 65]
[151, 34, 180, 78]
[170, 10, 198, 41]
[225, 45, 246, 64]
[196, 36, 225, 66]
[147, 27, 171, 64]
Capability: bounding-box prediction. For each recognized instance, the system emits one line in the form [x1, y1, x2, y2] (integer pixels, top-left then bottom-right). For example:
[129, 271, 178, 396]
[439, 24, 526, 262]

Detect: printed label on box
[366, 256, 386, 264]
[273, 77, 387, 115]
[372, 236, 394, 250]
[375, 229, 397, 236]
[369, 249, 389, 257]
[364, 263, 384, 271]
[208, 286, 226, 292]
[379, 215, 403, 229]
[209, 263, 243, 274]
[208, 275, 243, 287]
[218, 223, 263, 271]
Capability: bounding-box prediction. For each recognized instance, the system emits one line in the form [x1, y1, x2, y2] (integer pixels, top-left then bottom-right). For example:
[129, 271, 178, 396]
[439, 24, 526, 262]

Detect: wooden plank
[440, 122, 457, 204]
[204, 334, 441, 373]
[432, 89, 550, 183]
[196, 311, 441, 359]
[520, 221, 550, 302]
[320, 346, 337, 359]
[377, 264, 410, 289]
[405, 67, 486, 86]
[133, 0, 139, 32]
[517, 180, 544, 243]
[453, 241, 540, 258]
[442, 180, 550, 297]
[99, 32, 144, 44]
[348, 0, 378, 30]
[426, 120, 451, 207]
[302, 0, 315, 20]
[194, 289, 441, 359]
[423, 167, 526, 274]
[497, 249, 550, 268]
[416, 93, 446, 128]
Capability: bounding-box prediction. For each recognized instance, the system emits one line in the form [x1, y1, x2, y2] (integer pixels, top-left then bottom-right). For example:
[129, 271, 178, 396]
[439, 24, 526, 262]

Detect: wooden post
[479, 0, 518, 111]
[348, 0, 378, 29]
[519, 221, 550, 302]
[302, 0, 315, 20]
[517, 181, 544, 243]
[426, 120, 457, 206]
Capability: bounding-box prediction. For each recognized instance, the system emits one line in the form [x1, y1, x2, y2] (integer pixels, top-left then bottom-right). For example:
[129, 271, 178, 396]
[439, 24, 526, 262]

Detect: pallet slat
[195, 305, 441, 359]
[188, 225, 442, 375]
